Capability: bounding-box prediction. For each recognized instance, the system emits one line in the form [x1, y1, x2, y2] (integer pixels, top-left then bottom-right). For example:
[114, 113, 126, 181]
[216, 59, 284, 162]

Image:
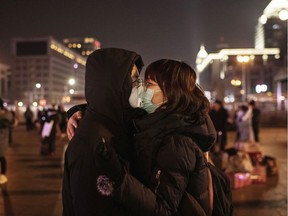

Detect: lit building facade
[196, 0, 287, 110]
[255, 0, 288, 65]
[196, 48, 281, 103]
[0, 63, 11, 100]
[63, 37, 101, 57]
[11, 36, 86, 106]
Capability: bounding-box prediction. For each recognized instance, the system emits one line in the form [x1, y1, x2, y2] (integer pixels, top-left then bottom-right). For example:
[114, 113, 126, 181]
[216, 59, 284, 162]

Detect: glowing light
[224, 96, 235, 103]
[39, 99, 47, 106]
[35, 83, 41, 88]
[262, 55, 268, 61]
[231, 79, 241, 86]
[32, 102, 38, 107]
[68, 78, 75, 85]
[280, 96, 285, 101]
[240, 89, 245, 95]
[84, 37, 94, 43]
[274, 54, 280, 59]
[197, 45, 208, 58]
[279, 10, 288, 21]
[260, 15, 267, 24]
[267, 92, 273, 97]
[220, 71, 225, 79]
[77, 44, 81, 48]
[69, 89, 75, 94]
[18, 102, 23, 107]
[62, 96, 71, 103]
[250, 55, 255, 60]
[73, 63, 78, 69]
[256, 84, 268, 93]
[237, 55, 250, 63]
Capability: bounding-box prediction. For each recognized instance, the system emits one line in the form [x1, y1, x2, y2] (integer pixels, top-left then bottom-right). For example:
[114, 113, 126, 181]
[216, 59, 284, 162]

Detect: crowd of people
[208, 99, 261, 152]
[0, 100, 68, 185]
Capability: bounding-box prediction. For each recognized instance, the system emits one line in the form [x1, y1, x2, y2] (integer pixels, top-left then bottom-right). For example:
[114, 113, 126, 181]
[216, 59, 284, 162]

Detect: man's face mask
[129, 81, 144, 108]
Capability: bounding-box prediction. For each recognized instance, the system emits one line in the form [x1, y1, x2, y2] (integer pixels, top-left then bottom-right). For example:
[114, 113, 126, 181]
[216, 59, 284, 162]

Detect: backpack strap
[204, 152, 214, 216]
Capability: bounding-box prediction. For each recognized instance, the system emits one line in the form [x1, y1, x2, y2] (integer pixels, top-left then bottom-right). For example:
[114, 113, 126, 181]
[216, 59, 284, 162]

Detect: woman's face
[145, 78, 165, 104]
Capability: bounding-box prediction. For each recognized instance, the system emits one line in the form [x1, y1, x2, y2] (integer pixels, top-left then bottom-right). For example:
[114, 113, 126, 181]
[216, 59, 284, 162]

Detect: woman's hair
[144, 59, 209, 116]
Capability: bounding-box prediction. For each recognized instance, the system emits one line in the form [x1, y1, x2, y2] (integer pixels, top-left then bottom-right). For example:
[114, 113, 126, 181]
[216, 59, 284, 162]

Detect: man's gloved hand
[95, 137, 125, 196]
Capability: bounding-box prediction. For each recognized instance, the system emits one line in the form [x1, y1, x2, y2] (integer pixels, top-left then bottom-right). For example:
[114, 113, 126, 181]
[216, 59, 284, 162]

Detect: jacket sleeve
[66, 104, 87, 119]
[62, 138, 103, 216]
[114, 135, 197, 216]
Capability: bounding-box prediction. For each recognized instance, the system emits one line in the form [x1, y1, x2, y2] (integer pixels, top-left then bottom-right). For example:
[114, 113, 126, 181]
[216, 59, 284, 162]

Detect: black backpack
[206, 161, 233, 216]
[156, 131, 233, 216]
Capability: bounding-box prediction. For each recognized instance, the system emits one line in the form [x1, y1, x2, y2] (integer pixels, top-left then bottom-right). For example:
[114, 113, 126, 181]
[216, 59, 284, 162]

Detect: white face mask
[129, 84, 144, 108]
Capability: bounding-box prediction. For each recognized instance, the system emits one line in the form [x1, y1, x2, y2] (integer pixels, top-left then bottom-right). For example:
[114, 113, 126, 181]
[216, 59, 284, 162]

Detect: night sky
[0, 0, 271, 68]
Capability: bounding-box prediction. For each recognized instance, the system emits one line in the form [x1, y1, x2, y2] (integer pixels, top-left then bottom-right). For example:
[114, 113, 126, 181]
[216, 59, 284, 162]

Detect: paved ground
[0, 125, 286, 216]
[228, 128, 287, 216]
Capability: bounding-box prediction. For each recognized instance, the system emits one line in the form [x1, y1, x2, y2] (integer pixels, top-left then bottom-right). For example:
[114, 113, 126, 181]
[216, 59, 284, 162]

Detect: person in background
[7, 108, 17, 145]
[234, 105, 254, 150]
[24, 105, 34, 131]
[57, 104, 67, 138]
[209, 99, 229, 151]
[0, 98, 13, 184]
[249, 100, 261, 142]
[45, 104, 60, 156]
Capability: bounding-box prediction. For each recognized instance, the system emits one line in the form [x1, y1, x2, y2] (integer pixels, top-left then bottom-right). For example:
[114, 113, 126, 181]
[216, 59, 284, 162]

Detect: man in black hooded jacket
[62, 48, 144, 216]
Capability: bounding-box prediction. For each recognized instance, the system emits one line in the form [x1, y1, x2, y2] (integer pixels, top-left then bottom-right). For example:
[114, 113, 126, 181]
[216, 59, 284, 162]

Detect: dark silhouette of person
[24, 105, 34, 131]
[249, 100, 261, 142]
[209, 99, 229, 151]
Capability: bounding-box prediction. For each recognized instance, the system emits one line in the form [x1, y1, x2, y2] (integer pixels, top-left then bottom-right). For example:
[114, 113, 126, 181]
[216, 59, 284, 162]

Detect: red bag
[226, 172, 252, 189]
[251, 165, 267, 184]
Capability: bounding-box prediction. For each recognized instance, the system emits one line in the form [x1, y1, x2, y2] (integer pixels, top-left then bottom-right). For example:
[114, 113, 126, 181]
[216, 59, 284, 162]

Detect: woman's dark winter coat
[62, 48, 144, 216]
[113, 111, 217, 216]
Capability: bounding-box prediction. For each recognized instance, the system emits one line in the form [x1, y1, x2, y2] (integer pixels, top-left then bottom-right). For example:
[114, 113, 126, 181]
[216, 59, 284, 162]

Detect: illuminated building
[0, 63, 11, 100]
[11, 36, 86, 105]
[196, 0, 287, 109]
[63, 37, 101, 57]
[196, 47, 281, 102]
[255, 0, 288, 65]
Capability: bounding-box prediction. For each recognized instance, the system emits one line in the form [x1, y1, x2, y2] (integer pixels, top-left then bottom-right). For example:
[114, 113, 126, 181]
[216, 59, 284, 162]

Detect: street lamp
[68, 78, 76, 97]
[68, 78, 75, 86]
[35, 83, 44, 101]
[237, 55, 250, 101]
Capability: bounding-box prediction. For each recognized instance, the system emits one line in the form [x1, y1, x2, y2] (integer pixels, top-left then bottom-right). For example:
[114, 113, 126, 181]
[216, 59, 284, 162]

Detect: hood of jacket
[133, 111, 216, 152]
[85, 48, 144, 134]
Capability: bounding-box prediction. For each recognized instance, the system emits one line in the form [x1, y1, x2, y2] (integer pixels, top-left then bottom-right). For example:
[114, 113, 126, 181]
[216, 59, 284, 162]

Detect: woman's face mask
[140, 88, 162, 113]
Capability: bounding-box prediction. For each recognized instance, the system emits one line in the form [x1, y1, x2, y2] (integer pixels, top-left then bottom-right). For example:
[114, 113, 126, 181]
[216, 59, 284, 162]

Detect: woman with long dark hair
[94, 59, 217, 215]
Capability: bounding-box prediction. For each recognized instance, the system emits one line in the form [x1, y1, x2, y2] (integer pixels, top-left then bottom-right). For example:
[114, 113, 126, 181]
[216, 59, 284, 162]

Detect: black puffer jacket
[114, 111, 216, 216]
[62, 48, 144, 216]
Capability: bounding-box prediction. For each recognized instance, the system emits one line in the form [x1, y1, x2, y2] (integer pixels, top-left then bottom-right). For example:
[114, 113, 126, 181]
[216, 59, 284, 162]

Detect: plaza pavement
[0, 125, 286, 216]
